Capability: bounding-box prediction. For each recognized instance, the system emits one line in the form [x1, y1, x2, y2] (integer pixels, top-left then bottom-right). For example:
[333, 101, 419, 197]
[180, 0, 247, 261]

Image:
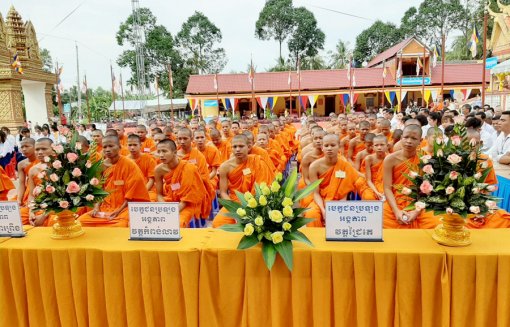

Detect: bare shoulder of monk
[155, 163, 170, 175]
[311, 157, 331, 176]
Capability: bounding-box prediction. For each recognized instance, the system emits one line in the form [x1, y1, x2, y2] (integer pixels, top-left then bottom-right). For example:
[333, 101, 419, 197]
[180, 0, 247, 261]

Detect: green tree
[287, 7, 325, 66]
[413, 0, 466, 45]
[255, 0, 295, 63]
[176, 11, 227, 74]
[353, 21, 402, 64]
[400, 7, 420, 38]
[39, 48, 53, 72]
[301, 54, 327, 70]
[328, 39, 351, 69]
[116, 8, 186, 97]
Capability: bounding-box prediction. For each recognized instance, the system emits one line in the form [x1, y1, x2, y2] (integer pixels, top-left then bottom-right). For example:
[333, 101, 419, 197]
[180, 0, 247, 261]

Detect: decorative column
[0, 78, 24, 128]
[45, 83, 54, 120]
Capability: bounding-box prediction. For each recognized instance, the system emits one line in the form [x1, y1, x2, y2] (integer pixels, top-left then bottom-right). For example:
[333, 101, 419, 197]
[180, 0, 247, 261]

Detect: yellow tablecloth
[0, 227, 212, 327]
[2, 228, 510, 327]
[200, 229, 448, 327]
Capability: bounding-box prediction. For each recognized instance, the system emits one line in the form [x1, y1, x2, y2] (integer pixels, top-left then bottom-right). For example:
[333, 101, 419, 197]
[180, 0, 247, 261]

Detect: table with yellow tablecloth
[1, 228, 510, 327]
[0, 227, 213, 327]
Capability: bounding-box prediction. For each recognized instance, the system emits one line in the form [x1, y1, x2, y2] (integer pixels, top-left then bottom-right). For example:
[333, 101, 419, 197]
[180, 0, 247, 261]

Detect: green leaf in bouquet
[262, 241, 277, 270]
[282, 168, 298, 197]
[291, 207, 309, 217]
[87, 161, 103, 179]
[218, 198, 242, 212]
[290, 217, 315, 230]
[254, 183, 262, 198]
[434, 184, 446, 192]
[479, 167, 493, 183]
[455, 186, 465, 199]
[285, 230, 313, 247]
[404, 204, 415, 211]
[79, 184, 89, 195]
[234, 191, 248, 207]
[426, 196, 448, 204]
[219, 223, 244, 232]
[63, 171, 71, 184]
[293, 178, 323, 202]
[468, 196, 486, 206]
[237, 235, 259, 249]
[450, 197, 466, 210]
[274, 240, 293, 271]
[224, 212, 244, 222]
[92, 189, 109, 197]
[463, 177, 475, 186]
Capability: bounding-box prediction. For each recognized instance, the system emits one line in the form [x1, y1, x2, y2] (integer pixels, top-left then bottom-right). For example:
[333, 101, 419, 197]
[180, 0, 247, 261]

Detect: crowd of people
[2, 102, 510, 229]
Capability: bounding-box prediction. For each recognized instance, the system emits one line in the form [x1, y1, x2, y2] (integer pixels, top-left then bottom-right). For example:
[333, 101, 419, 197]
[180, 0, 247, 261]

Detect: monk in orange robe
[242, 130, 277, 173]
[340, 122, 357, 156]
[106, 129, 130, 156]
[127, 134, 157, 201]
[210, 128, 232, 162]
[347, 120, 370, 164]
[256, 132, 285, 172]
[113, 123, 128, 148]
[17, 138, 38, 212]
[272, 121, 292, 159]
[392, 119, 422, 152]
[304, 134, 365, 227]
[212, 134, 273, 228]
[354, 133, 375, 172]
[382, 125, 440, 229]
[221, 119, 233, 143]
[78, 135, 150, 227]
[177, 128, 214, 218]
[91, 129, 104, 155]
[361, 135, 388, 200]
[464, 130, 510, 228]
[268, 123, 293, 163]
[299, 129, 325, 207]
[25, 138, 58, 226]
[336, 118, 348, 141]
[136, 124, 157, 153]
[154, 139, 207, 227]
[194, 129, 221, 190]
[0, 165, 14, 201]
[163, 126, 176, 141]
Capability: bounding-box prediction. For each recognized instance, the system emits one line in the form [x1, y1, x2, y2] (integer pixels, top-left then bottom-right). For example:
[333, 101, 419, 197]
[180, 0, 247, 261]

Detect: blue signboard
[486, 57, 498, 69]
[397, 77, 431, 86]
[63, 103, 71, 113]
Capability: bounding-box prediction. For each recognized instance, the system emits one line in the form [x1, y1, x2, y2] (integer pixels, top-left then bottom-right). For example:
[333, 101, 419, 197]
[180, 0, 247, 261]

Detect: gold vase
[432, 213, 471, 247]
[51, 210, 85, 240]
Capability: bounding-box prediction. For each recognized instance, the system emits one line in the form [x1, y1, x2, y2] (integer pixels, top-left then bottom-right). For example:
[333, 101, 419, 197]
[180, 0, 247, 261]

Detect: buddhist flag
[11, 53, 23, 74]
[432, 44, 439, 68]
[248, 59, 254, 86]
[396, 58, 402, 80]
[168, 64, 174, 87]
[288, 70, 291, 86]
[352, 71, 356, 87]
[341, 94, 349, 106]
[469, 26, 479, 58]
[416, 57, 423, 76]
[57, 66, 64, 92]
[396, 90, 407, 104]
[347, 56, 352, 81]
[382, 60, 387, 78]
[297, 57, 301, 82]
[351, 93, 359, 106]
[81, 75, 88, 94]
[213, 73, 218, 91]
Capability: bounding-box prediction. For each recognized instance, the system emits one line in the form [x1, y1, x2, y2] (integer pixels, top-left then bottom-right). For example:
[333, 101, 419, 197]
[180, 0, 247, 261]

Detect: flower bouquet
[30, 133, 109, 238]
[219, 169, 322, 271]
[400, 124, 499, 245]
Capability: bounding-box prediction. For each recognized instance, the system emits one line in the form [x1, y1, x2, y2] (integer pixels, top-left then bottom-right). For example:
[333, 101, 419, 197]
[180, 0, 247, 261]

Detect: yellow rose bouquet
[219, 168, 322, 271]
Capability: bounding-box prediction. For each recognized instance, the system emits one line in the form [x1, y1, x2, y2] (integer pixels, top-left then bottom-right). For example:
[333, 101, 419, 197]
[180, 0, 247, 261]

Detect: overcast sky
[3, 0, 423, 91]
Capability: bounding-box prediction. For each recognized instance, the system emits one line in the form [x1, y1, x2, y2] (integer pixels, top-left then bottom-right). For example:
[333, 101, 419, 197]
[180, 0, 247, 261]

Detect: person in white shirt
[32, 125, 43, 140]
[488, 111, 510, 164]
[0, 130, 14, 168]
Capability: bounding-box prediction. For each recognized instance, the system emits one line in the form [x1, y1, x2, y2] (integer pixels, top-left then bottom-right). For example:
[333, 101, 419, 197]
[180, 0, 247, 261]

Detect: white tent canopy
[491, 59, 510, 74]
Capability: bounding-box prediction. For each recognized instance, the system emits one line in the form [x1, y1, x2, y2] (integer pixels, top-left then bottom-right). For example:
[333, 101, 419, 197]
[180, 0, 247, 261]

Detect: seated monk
[389, 129, 402, 153]
[465, 129, 510, 228]
[340, 122, 357, 156]
[113, 123, 128, 148]
[177, 128, 214, 218]
[194, 129, 221, 190]
[336, 118, 348, 141]
[0, 165, 14, 201]
[392, 119, 421, 152]
[90, 129, 104, 155]
[136, 124, 156, 153]
[127, 134, 157, 201]
[163, 126, 175, 141]
[78, 135, 150, 227]
[256, 132, 285, 172]
[299, 129, 325, 207]
[242, 130, 276, 173]
[106, 129, 130, 156]
[154, 139, 207, 227]
[347, 120, 370, 164]
[382, 125, 440, 229]
[17, 138, 38, 215]
[25, 138, 57, 226]
[354, 133, 375, 172]
[304, 134, 366, 227]
[212, 134, 273, 228]
[361, 135, 388, 200]
[210, 128, 232, 162]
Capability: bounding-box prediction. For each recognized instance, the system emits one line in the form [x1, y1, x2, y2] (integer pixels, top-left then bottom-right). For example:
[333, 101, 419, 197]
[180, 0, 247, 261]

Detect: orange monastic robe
[214, 140, 232, 163]
[132, 154, 157, 201]
[212, 155, 273, 228]
[351, 142, 366, 162]
[382, 156, 440, 229]
[78, 156, 150, 227]
[361, 160, 384, 200]
[467, 155, 510, 228]
[141, 138, 157, 153]
[119, 135, 128, 148]
[199, 145, 222, 190]
[162, 160, 207, 227]
[19, 160, 39, 225]
[0, 166, 15, 201]
[304, 156, 362, 227]
[251, 145, 276, 172]
[181, 148, 214, 218]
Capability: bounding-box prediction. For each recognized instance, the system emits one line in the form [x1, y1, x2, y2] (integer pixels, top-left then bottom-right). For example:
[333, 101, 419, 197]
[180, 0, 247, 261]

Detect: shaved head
[103, 135, 120, 145]
[403, 124, 422, 137]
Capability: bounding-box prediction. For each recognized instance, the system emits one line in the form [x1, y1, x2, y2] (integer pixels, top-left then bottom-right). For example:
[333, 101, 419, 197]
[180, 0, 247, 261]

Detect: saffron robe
[132, 154, 157, 201]
[199, 145, 222, 190]
[181, 148, 214, 218]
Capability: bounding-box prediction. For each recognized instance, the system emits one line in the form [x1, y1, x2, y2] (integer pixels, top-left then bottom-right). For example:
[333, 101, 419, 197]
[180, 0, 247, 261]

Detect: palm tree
[328, 40, 351, 69]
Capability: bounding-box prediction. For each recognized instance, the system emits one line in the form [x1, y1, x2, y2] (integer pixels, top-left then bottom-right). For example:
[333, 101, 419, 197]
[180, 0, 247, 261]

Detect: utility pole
[75, 43, 82, 120]
[482, 10, 488, 106]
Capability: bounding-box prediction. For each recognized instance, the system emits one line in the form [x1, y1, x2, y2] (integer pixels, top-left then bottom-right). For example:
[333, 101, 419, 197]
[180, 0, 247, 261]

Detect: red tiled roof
[186, 63, 489, 95]
[367, 37, 414, 67]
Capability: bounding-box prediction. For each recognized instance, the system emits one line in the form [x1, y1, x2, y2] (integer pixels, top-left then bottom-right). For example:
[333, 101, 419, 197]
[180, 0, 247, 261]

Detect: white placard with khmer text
[325, 201, 383, 241]
[128, 202, 180, 240]
[0, 202, 24, 237]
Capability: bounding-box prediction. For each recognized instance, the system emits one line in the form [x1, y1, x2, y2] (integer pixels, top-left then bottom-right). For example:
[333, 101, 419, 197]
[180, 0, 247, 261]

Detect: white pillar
[22, 80, 49, 126]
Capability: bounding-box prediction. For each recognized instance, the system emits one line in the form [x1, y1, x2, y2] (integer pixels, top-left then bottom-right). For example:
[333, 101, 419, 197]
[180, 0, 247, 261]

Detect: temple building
[0, 6, 55, 128]
[186, 36, 489, 118]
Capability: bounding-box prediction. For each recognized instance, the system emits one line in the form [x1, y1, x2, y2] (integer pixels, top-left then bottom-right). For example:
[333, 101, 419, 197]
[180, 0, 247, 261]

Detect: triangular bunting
[341, 94, 349, 106]
[271, 97, 278, 109]
[460, 89, 467, 101]
[385, 91, 392, 104]
[308, 95, 319, 108]
[352, 93, 359, 105]
[390, 91, 396, 104]
[260, 96, 269, 109]
[465, 88, 472, 100]
[431, 90, 438, 102]
[256, 97, 263, 108]
[424, 90, 431, 103]
[449, 90, 455, 99]
[299, 96, 309, 109]
[396, 91, 407, 104]
[221, 98, 227, 109]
